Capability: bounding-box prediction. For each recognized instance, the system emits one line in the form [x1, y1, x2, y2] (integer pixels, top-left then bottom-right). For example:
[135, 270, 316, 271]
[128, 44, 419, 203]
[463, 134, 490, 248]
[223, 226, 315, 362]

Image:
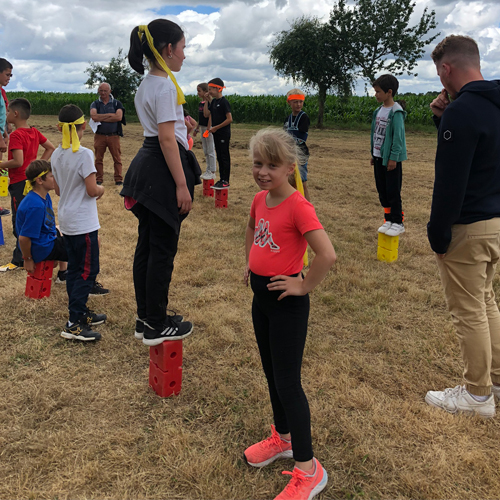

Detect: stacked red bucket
[202, 178, 214, 197]
[25, 261, 54, 299]
[148, 341, 183, 397]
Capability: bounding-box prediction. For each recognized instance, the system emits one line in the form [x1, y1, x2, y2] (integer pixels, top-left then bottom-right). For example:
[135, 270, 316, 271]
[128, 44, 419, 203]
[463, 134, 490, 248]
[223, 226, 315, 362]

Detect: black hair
[372, 74, 399, 97]
[58, 104, 85, 130]
[128, 19, 184, 75]
[25, 159, 51, 186]
[208, 77, 225, 88]
[0, 58, 13, 73]
[8, 98, 31, 119]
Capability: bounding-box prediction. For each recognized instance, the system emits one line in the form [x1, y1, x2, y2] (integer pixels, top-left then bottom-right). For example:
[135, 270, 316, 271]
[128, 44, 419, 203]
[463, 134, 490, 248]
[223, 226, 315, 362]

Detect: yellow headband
[24, 170, 49, 196]
[59, 115, 85, 153]
[138, 24, 186, 105]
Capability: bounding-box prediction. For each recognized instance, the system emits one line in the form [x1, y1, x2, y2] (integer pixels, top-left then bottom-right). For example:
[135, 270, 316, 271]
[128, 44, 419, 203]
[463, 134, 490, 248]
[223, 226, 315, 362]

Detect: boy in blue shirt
[16, 159, 68, 281]
[370, 74, 407, 237]
[284, 88, 311, 201]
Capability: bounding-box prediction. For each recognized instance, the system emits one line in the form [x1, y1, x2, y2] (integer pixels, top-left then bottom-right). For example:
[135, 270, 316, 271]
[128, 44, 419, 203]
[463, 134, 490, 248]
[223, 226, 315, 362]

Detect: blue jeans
[63, 230, 100, 323]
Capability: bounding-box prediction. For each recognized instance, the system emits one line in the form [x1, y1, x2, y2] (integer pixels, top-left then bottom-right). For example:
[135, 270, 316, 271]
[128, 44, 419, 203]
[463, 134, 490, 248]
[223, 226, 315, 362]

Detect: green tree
[85, 48, 142, 105]
[269, 16, 355, 127]
[329, 0, 439, 83]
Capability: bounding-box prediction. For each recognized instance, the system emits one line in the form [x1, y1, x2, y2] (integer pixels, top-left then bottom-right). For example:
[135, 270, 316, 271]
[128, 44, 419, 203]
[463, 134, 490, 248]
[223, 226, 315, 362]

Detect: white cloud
[1, 0, 500, 97]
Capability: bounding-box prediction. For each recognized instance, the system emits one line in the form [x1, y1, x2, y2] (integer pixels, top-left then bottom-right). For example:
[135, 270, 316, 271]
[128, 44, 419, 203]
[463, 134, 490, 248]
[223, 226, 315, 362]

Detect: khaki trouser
[436, 218, 500, 396]
[94, 134, 122, 183]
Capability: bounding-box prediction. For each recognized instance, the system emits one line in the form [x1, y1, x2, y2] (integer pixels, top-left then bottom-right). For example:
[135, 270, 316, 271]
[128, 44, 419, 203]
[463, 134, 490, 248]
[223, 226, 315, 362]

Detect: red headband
[287, 94, 305, 102]
[209, 83, 225, 90]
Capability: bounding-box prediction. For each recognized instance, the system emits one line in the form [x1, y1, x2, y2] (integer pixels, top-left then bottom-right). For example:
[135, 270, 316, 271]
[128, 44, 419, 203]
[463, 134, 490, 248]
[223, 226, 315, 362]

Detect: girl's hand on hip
[268, 274, 305, 300]
[177, 185, 192, 214]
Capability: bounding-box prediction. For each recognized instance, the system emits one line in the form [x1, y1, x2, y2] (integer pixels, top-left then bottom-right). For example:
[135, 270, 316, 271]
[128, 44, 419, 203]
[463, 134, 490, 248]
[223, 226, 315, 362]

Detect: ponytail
[128, 26, 145, 74]
[128, 19, 184, 76]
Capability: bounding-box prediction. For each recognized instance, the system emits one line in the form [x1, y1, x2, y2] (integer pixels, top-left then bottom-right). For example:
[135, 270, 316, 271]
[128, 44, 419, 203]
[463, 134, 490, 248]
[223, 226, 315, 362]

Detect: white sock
[469, 392, 490, 402]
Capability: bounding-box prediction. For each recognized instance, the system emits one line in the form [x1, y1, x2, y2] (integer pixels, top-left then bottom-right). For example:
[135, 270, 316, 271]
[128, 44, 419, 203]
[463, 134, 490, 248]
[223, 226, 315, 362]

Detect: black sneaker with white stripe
[142, 318, 193, 346]
[135, 310, 184, 340]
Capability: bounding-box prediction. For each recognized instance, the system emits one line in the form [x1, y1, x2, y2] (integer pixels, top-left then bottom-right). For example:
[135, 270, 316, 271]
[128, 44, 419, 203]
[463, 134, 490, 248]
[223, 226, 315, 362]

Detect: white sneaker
[425, 385, 495, 418]
[200, 171, 215, 180]
[385, 223, 405, 237]
[492, 384, 500, 402]
[378, 221, 392, 233]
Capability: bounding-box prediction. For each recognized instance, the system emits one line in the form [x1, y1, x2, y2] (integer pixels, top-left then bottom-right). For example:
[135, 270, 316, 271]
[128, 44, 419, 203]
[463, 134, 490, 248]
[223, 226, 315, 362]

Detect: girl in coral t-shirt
[243, 128, 336, 500]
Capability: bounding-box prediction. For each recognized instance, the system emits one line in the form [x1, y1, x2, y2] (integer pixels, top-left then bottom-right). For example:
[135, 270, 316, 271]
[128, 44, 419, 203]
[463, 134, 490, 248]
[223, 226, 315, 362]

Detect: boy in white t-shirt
[370, 74, 407, 237]
[51, 104, 106, 341]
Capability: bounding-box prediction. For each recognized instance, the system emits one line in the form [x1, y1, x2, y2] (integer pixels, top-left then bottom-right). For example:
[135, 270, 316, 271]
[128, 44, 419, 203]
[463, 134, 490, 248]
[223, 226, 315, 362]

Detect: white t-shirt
[51, 145, 100, 236]
[135, 73, 189, 150]
[372, 106, 392, 157]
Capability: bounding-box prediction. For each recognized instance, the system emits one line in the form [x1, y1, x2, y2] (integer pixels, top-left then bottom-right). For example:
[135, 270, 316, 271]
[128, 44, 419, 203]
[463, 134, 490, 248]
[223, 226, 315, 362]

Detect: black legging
[132, 204, 179, 330]
[373, 156, 403, 223]
[213, 132, 231, 182]
[250, 272, 313, 462]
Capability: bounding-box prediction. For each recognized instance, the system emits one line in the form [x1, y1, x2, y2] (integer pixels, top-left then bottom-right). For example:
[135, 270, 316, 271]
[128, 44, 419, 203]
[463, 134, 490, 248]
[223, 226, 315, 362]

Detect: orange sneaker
[275, 458, 328, 500]
[244, 425, 293, 467]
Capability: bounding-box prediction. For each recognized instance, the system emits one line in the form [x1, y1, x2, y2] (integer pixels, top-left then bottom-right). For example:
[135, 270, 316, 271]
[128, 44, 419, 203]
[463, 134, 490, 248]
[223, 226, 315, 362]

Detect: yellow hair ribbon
[294, 163, 309, 267]
[59, 115, 85, 153]
[23, 169, 49, 195]
[138, 24, 186, 105]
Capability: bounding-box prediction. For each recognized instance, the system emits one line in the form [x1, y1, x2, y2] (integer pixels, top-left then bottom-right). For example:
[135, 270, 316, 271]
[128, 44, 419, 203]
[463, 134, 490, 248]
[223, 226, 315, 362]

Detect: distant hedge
[7, 91, 440, 126]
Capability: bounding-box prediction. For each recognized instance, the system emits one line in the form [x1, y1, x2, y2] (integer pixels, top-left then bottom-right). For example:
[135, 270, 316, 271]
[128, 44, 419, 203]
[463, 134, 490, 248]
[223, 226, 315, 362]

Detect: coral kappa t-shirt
[249, 190, 323, 277]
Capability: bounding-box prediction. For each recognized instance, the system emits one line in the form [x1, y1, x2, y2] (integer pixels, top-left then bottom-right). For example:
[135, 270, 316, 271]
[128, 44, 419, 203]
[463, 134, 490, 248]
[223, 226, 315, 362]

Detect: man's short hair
[0, 58, 12, 73]
[58, 104, 84, 130]
[99, 82, 111, 90]
[431, 35, 480, 67]
[9, 98, 31, 119]
[372, 74, 399, 97]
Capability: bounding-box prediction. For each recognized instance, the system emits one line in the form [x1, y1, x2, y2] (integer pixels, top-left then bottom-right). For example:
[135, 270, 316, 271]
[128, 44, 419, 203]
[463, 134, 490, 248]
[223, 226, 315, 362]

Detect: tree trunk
[317, 85, 327, 128]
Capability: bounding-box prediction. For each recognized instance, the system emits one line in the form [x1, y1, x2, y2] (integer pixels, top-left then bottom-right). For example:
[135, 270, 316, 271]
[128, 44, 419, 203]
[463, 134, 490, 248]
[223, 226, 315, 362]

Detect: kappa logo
[443, 129, 453, 141]
[254, 218, 280, 251]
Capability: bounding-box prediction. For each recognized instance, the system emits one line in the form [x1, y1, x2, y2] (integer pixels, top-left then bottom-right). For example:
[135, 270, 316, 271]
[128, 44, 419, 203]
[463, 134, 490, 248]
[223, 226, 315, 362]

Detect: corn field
[8, 91, 439, 126]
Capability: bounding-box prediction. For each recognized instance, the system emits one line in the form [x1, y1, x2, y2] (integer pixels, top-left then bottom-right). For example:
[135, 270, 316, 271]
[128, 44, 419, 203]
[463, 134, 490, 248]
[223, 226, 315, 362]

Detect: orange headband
[287, 94, 305, 102]
[209, 83, 225, 90]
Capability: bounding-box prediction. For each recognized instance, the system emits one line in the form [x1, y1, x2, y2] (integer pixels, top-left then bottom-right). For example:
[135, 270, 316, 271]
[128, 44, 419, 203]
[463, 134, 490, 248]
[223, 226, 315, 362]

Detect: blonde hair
[286, 88, 305, 99]
[249, 128, 305, 166]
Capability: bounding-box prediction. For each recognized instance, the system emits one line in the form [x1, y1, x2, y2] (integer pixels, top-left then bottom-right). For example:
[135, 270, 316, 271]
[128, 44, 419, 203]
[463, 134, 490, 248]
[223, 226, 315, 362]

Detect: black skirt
[121, 137, 201, 234]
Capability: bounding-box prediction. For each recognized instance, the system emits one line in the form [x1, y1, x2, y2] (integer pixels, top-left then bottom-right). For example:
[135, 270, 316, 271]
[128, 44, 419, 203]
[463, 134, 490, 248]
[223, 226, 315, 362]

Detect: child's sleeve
[300, 114, 310, 134]
[79, 149, 98, 179]
[293, 198, 323, 235]
[389, 112, 406, 161]
[36, 129, 48, 145]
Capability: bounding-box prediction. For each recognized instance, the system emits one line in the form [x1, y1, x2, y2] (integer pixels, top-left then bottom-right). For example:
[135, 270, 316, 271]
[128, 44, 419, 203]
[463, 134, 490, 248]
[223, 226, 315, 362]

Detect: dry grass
[1, 117, 499, 500]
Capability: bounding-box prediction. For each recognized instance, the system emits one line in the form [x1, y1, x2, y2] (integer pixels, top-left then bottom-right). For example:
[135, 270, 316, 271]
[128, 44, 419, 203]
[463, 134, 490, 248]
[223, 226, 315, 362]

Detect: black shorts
[44, 232, 68, 262]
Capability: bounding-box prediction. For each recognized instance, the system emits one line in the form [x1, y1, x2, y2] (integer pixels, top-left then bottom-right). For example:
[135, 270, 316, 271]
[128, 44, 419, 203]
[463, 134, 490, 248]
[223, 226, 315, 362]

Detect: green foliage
[9, 91, 440, 128]
[329, 0, 440, 82]
[7, 91, 97, 116]
[85, 48, 142, 109]
[269, 16, 355, 127]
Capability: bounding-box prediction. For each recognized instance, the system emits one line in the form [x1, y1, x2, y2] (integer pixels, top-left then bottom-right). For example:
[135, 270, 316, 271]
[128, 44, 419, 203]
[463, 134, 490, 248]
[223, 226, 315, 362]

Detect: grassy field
[0, 118, 499, 500]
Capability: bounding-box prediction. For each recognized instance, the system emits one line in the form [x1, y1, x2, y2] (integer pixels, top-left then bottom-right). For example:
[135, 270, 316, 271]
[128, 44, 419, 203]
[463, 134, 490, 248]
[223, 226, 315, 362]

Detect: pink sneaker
[275, 458, 328, 500]
[244, 425, 293, 467]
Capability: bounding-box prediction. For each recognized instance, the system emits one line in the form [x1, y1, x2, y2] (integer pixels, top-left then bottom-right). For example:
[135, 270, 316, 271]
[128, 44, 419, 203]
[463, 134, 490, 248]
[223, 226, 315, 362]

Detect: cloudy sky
[1, 0, 500, 97]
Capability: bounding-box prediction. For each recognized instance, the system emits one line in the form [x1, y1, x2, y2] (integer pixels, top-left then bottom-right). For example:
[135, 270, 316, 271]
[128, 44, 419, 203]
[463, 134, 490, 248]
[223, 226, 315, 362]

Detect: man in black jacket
[426, 35, 500, 418]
